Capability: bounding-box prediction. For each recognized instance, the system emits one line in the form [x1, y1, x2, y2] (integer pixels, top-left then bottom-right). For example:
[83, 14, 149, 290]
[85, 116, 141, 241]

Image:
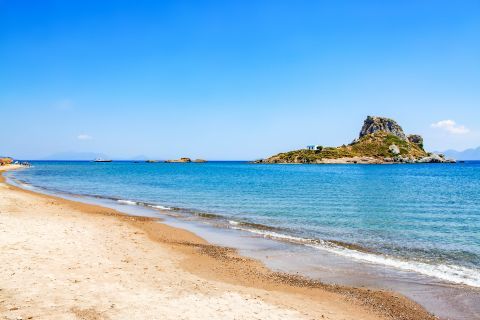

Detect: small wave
[196, 212, 223, 219]
[18, 182, 35, 190]
[306, 242, 480, 288]
[231, 226, 313, 243]
[228, 220, 283, 231]
[151, 205, 171, 210]
[7, 177, 34, 190]
[242, 222, 281, 231]
[232, 227, 480, 288]
[92, 194, 121, 201]
[117, 199, 137, 205]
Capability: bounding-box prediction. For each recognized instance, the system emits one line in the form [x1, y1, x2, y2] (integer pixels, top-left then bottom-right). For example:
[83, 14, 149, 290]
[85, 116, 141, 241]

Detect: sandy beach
[0, 165, 435, 320]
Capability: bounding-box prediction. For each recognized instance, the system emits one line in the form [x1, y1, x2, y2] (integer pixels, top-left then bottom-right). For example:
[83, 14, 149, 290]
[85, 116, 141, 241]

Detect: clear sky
[1, 0, 479, 160]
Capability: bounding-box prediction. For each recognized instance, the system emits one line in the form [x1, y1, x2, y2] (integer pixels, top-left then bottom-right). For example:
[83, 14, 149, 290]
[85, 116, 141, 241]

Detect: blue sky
[1, 0, 479, 160]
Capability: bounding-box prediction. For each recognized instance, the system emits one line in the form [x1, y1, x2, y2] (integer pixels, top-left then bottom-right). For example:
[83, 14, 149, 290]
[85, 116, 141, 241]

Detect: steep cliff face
[359, 116, 407, 141]
[255, 116, 454, 164]
[407, 134, 424, 148]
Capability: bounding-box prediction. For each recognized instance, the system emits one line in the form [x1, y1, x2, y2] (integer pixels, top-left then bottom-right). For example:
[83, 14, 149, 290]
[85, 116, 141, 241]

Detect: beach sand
[0, 165, 435, 320]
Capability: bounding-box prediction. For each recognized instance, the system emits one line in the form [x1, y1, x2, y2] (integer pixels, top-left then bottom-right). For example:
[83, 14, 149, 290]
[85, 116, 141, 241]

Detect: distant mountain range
[41, 152, 110, 161]
[26, 147, 480, 162]
[40, 152, 150, 161]
[439, 147, 480, 160]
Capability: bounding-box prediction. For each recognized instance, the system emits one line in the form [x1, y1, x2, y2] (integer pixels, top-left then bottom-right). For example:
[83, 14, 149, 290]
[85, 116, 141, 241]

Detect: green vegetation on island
[255, 116, 454, 164]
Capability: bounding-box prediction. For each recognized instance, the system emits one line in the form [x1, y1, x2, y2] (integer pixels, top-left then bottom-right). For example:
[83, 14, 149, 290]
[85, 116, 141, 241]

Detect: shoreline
[0, 165, 436, 319]
[253, 156, 456, 164]
[8, 169, 479, 290]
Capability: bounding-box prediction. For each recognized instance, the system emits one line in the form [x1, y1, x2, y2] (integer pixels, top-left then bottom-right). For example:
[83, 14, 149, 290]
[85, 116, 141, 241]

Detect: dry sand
[0, 165, 435, 320]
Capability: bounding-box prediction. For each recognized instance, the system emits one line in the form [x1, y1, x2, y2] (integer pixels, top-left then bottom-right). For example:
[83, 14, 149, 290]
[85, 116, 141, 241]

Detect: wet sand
[0, 165, 435, 320]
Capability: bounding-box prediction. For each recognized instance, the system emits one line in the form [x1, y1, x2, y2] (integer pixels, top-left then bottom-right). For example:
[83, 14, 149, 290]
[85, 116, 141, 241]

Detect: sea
[6, 161, 480, 319]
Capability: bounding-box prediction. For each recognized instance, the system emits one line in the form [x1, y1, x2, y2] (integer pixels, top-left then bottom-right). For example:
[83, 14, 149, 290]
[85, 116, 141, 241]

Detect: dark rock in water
[359, 116, 407, 141]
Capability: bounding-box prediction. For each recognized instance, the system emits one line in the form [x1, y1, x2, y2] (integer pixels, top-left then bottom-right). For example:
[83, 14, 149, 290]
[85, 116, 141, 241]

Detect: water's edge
[5, 170, 480, 320]
[7, 172, 479, 288]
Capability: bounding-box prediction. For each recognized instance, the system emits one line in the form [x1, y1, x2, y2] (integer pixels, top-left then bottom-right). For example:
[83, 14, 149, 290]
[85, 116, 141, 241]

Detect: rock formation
[407, 134, 423, 147]
[359, 116, 407, 141]
[388, 144, 400, 155]
[165, 157, 192, 163]
[255, 116, 455, 164]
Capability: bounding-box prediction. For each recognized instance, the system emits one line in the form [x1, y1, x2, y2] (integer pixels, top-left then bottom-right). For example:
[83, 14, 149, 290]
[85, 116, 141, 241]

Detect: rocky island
[255, 116, 455, 164]
[165, 158, 208, 163]
[165, 157, 192, 163]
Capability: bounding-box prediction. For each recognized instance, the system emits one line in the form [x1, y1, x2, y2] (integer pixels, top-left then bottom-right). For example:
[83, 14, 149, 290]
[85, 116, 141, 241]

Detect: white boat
[94, 158, 112, 162]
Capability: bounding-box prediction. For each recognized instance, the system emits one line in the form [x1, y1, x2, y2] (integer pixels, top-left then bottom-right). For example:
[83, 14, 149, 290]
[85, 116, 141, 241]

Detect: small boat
[94, 158, 112, 162]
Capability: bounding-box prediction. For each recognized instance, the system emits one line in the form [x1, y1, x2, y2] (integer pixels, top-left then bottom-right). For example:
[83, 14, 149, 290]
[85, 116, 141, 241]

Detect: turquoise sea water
[8, 161, 480, 289]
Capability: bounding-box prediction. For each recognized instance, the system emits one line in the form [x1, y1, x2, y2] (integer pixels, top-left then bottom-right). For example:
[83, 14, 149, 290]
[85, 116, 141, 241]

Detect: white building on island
[306, 145, 321, 151]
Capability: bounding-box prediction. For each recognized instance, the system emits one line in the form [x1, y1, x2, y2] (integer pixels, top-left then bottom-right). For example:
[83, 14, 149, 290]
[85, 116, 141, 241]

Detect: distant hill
[41, 152, 109, 161]
[40, 152, 154, 161]
[130, 155, 149, 161]
[440, 147, 480, 160]
[256, 116, 453, 164]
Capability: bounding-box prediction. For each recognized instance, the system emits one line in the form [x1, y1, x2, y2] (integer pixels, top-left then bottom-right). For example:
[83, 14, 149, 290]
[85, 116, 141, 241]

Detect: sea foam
[232, 226, 480, 288]
[151, 205, 171, 210]
[117, 199, 137, 205]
